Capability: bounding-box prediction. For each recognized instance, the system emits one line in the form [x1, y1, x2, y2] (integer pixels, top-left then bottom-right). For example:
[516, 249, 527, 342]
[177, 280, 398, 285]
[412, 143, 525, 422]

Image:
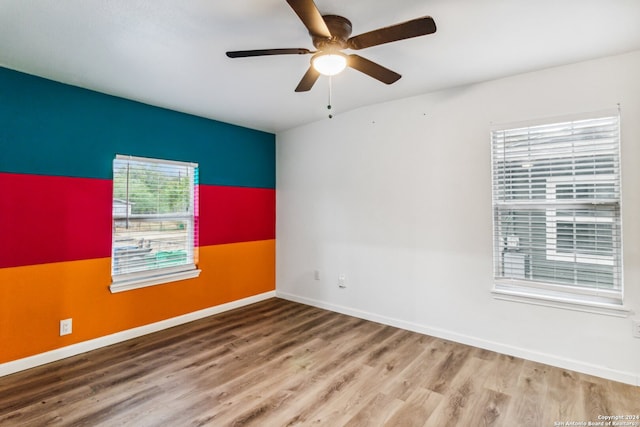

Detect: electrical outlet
[338, 273, 346, 288]
[60, 318, 72, 336]
[633, 319, 640, 339]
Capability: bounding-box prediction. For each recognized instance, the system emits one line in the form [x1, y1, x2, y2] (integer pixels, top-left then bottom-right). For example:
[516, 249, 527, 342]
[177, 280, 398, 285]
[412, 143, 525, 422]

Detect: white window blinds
[111, 155, 199, 292]
[491, 114, 623, 306]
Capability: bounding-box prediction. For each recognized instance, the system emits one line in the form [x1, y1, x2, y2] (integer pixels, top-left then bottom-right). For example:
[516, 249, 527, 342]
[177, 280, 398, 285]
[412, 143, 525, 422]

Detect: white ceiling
[1, 0, 639, 133]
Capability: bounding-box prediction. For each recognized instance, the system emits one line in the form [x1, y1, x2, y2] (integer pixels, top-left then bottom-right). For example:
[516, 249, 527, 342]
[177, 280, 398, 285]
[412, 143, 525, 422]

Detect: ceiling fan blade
[295, 66, 321, 92]
[347, 54, 401, 85]
[286, 0, 331, 38]
[347, 16, 436, 50]
[226, 48, 312, 58]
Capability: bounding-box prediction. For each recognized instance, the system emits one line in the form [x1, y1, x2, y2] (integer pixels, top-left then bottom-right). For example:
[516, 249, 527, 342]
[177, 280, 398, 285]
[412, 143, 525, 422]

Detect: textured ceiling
[1, 0, 639, 133]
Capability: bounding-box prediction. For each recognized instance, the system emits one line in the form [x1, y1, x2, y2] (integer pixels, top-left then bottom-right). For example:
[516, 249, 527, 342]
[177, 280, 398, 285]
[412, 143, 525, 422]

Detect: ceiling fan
[226, 0, 437, 92]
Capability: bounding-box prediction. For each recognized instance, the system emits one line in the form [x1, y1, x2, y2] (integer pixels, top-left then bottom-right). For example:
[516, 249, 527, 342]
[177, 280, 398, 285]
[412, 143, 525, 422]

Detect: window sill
[492, 287, 631, 318]
[110, 268, 201, 293]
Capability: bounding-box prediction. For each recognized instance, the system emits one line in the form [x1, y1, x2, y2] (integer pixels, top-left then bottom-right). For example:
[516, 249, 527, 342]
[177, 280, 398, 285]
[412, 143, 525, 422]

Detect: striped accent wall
[0, 67, 275, 364]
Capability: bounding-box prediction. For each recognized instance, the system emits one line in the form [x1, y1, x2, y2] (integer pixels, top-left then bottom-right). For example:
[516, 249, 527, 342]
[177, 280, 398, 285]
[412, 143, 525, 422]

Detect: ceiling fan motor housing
[312, 15, 352, 51]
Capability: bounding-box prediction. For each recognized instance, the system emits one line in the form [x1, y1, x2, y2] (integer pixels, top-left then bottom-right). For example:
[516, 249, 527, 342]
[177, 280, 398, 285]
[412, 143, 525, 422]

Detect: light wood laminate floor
[1, 298, 639, 426]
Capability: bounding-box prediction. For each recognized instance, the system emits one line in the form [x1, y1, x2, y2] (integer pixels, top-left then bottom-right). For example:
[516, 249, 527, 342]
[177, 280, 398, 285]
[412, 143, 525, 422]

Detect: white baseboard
[0, 291, 276, 378]
[276, 291, 639, 387]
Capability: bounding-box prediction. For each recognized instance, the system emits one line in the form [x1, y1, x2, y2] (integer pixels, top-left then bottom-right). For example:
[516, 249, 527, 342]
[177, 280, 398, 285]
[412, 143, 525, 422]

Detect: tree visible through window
[491, 114, 623, 307]
[111, 155, 200, 292]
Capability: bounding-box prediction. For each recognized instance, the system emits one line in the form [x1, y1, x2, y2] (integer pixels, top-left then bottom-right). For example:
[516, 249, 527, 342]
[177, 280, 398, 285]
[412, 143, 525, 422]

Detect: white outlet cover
[338, 274, 346, 288]
[60, 318, 72, 336]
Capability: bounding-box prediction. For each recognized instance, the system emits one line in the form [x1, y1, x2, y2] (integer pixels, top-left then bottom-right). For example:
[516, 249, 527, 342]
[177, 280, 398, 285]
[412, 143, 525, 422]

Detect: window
[491, 113, 625, 313]
[110, 155, 200, 293]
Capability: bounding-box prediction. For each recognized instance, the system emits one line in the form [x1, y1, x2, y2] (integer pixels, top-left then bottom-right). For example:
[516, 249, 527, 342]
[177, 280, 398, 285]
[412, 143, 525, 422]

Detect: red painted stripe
[0, 175, 274, 268]
[0, 173, 112, 268]
[199, 185, 275, 246]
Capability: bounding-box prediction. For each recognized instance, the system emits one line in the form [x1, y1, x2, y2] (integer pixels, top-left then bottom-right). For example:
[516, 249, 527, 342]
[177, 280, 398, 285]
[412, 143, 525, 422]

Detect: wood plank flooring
[1, 298, 639, 426]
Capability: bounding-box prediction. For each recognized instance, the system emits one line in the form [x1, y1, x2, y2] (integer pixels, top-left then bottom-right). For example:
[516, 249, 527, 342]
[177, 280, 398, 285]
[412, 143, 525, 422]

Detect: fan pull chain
[327, 76, 333, 119]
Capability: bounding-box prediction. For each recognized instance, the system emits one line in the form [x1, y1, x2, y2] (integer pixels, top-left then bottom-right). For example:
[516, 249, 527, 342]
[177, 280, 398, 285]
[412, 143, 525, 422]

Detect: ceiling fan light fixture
[312, 53, 347, 76]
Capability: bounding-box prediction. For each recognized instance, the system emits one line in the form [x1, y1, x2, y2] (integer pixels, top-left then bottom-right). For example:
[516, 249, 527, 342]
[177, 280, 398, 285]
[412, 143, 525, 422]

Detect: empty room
[1, 0, 639, 425]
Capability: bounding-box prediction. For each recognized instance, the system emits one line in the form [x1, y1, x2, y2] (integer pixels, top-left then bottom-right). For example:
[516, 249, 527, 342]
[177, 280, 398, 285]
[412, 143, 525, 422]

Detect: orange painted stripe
[0, 240, 275, 364]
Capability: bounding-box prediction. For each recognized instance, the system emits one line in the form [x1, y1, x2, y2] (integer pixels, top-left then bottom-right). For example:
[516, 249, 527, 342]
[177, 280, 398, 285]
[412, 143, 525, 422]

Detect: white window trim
[110, 154, 201, 293]
[114, 154, 198, 169]
[110, 265, 201, 293]
[491, 287, 630, 318]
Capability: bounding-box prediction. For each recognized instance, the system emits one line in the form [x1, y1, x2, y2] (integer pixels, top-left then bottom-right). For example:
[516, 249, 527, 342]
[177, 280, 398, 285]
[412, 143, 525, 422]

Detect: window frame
[110, 154, 201, 293]
[490, 111, 628, 316]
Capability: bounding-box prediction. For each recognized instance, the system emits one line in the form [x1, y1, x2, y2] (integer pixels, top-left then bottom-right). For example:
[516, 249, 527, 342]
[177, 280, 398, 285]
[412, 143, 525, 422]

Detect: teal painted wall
[0, 67, 275, 188]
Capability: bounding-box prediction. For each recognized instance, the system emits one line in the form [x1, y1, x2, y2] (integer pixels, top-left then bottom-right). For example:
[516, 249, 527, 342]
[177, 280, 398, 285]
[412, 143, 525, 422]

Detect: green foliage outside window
[113, 162, 191, 215]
